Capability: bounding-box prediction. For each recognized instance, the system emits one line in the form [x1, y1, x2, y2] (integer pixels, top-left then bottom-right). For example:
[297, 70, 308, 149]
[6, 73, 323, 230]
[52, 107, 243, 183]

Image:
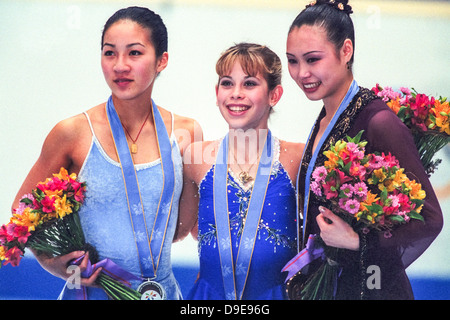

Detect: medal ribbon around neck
[106, 96, 175, 279]
[299, 80, 359, 245]
[213, 129, 274, 300]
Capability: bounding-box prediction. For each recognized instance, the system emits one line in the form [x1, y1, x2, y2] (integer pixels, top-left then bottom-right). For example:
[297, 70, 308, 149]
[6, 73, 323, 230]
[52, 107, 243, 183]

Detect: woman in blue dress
[12, 7, 201, 299]
[175, 43, 304, 299]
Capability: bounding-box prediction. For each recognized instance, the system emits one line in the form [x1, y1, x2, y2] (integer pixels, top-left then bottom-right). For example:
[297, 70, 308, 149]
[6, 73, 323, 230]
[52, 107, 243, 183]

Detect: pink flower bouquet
[372, 84, 449, 175]
[298, 131, 425, 300]
[0, 168, 140, 300]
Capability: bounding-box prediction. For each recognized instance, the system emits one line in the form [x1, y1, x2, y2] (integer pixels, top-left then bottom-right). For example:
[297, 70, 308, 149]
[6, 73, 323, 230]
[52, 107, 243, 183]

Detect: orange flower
[432, 99, 450, 134]
[387, 98, 402, 115]
[359, 191, 379, 211]
[324, 150, 339, 169]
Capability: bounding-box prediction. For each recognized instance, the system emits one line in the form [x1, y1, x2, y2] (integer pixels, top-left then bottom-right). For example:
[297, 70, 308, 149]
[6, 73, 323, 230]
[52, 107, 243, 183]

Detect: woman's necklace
[230, 149, 259, 184]
[121, 108, 152, 154]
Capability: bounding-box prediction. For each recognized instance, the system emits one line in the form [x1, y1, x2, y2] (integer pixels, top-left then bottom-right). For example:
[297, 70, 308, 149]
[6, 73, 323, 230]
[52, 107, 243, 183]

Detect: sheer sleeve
[357, 100, 443, 268]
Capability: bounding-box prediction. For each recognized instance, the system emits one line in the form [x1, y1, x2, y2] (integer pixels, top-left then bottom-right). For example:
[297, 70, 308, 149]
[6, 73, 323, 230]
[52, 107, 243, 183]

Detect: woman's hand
[316, 206, 359, 251]
[33, 250, 103, 287]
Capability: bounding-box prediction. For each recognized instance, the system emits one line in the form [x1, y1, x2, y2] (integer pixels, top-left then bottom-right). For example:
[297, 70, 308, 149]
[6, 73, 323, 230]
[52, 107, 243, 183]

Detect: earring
[346, 61, 351, 70]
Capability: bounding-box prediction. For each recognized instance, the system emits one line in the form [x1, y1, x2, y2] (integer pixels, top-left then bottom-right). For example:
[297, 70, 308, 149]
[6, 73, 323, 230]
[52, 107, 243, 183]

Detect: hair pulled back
[289, 0, 355, 67]
[101, 6, 168, 57]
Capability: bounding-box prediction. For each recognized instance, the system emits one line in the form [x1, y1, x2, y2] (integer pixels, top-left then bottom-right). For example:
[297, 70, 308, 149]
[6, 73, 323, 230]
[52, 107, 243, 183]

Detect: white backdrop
[1, 0, 449, 279]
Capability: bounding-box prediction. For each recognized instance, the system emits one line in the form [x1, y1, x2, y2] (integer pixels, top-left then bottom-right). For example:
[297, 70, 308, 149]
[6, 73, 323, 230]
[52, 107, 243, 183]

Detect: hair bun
[306, 0, 353, 15]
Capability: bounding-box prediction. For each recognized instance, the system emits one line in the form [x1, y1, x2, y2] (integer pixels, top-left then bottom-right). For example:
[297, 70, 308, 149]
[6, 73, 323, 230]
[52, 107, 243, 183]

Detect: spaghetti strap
[83, 111, 96, 137]
[169, 112, 175, 139]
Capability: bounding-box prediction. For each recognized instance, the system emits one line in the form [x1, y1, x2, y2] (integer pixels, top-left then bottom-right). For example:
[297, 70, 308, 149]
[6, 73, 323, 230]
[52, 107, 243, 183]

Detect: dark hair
[101, 6, 168, 57]
[289, 0, 355, 67]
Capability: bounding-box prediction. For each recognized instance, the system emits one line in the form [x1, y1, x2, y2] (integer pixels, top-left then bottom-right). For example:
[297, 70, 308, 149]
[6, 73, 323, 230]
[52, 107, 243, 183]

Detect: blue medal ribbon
[299, 80, 359, 244]
[213, 130, 274, 300]
[106, 96, 175, 279]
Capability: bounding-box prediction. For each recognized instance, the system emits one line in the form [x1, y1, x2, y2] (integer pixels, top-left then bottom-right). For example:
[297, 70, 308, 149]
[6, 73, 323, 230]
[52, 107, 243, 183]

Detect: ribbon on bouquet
[70, 254, 140, 300]
[281, 234, 324, 283]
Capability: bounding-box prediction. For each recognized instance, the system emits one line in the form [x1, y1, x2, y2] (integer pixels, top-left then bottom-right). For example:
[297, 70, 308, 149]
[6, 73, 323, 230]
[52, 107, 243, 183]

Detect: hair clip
[306, 0, 351, 13]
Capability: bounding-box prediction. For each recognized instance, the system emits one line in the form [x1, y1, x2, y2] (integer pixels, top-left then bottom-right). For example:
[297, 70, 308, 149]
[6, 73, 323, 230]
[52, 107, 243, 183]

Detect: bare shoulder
[278, 139, 305, 181]
[12, 107, 96, 208]
[279, 140, 304, 158]
[157, 106, 203, 154]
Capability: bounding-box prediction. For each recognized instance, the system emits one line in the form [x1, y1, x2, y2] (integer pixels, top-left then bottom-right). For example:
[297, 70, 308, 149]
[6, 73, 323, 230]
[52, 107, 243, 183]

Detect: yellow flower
[11, 207, 42, 232]
[44, 188, 63, 198]
[54, 167, 77, 181]
[368, 168, 386, 187]
[54, 194, 73, 219]
[0, 246, 6, 261]
[405, 179, 426, 200]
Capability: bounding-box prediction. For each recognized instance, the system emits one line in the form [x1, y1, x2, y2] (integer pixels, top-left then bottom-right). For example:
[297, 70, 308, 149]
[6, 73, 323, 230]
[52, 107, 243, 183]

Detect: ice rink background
[0, 0, 449, 299]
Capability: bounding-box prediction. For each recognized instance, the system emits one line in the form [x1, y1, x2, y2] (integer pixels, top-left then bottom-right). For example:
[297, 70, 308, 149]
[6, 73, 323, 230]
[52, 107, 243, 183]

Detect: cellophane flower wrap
[372, 84, 450, 176]
[0, 168, 140, 300]
[300, 131, 425, 300]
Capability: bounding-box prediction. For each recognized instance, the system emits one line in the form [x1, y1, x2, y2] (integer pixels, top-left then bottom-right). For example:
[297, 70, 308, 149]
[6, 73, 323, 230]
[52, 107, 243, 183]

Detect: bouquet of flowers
[372, 84, 450, 176]
[0, 168, 140, 300]
[285, 131, 425, 300]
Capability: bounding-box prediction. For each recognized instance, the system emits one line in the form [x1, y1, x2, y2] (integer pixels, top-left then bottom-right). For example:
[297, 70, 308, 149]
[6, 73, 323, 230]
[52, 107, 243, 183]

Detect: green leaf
[389, 215, 405, 223]
[409, 211, 425, 222]
[20, 197, 34, 205]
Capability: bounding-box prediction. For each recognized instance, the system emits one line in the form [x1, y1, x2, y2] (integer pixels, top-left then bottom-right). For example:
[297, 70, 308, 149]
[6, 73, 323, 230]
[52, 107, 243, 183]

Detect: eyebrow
[102, 42, 145, 49]
[286, 50, 323, 57]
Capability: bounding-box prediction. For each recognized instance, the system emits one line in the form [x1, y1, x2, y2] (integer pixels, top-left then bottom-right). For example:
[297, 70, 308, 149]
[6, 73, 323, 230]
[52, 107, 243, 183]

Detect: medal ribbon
[106, 96, 175, 279]
[300, 80, 359, 244]
[213, 130, 274, 300]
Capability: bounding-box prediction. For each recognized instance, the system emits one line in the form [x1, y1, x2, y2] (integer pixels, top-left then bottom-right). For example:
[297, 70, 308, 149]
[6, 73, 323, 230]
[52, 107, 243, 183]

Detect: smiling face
[286, 24, 353, 109]
[101, 19, 168, 102]
[216, 61, 282, 132]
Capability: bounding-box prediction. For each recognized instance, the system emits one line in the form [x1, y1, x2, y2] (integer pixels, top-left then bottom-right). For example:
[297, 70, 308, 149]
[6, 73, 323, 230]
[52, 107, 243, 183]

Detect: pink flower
[312, 166, 328, 183]
[41, 196, 56, 213]
[367, 154, 384, 171]
[344, 199, 360, 215]
[13, 225, 31, 244]
[349, 162, 366, 179]
[338, 198, 348, 211]
[323, 178, 338, 200]
[3, 246, 24, 267]
[0, 224, 16, 243]
[14, 194, 35, 214]
[335, 169, 352, 185]
[381, 152, 399, 168]
[311, 181, 322, 197]
[354, 182, 368, 199]
[400, 87, 411, 96]
[340, 183, 354, 197]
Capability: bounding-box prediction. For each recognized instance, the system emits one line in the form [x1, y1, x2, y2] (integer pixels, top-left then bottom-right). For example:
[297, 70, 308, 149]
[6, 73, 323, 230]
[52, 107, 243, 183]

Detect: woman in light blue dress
[176, 43, 304, 299]
[12, 7, 201, 299]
